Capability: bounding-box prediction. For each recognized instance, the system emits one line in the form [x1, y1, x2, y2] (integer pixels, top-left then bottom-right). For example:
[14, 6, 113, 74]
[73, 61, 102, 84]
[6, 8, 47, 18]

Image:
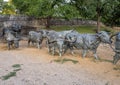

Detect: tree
[0, 0, 16, 14]
[102, 0, 120, 27]
[12, 0, 79, 28]
[0, 0, 4, 14]
[2, 3, 16, 14]
[71, 0, 117, 32]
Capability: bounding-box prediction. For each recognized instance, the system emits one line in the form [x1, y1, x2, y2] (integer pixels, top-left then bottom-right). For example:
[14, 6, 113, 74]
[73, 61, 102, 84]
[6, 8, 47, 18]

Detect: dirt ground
[0, 40, 120, 85]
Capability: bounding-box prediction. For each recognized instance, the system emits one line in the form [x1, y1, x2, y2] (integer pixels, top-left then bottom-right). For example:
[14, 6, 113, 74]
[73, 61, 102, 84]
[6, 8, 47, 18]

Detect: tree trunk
[97, 14, 100, 32]
[97, 13, 101, 33]
[46, 16, 51, 29]
[96, 0, 101, 33]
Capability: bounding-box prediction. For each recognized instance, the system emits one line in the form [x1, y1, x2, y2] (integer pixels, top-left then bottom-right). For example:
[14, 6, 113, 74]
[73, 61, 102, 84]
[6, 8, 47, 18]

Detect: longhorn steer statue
[1, 24, 22, 39]
[4, 30, 20, 50]
[47, 38, 65, 57]
[46, 30, 74, 57]
[110, 32, 120, 64]
[28, 31, 43, 49]
[65, 31, 112, 59]
[37, 29, 49, 38]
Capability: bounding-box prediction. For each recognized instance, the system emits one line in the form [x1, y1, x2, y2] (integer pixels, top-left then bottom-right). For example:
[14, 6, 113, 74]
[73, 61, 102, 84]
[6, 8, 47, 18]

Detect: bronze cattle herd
[0, 24, 120, 64]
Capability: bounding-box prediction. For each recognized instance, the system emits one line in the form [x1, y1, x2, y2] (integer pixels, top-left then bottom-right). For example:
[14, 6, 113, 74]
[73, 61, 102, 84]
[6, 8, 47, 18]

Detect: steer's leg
[37, 42, 40, 49]
[46, 40, 49, 48]
[93, 50, 99, 60]
[32, 41, 34, 46]
[48, 43, 51, 53]
[70, 48, 75, 56]
[8, 41, 10, 50]
[113, 53, 120, 64]
[12, 42, 14, 48]
[59, 48, 63, 57]
[28, 39, 30, 46]
[82, 49, 87, 58]
[48, 45, 51, 53]
[66, 44, 75, 56]
[59, 51, 62, 57]
[52, 46, 55, 56]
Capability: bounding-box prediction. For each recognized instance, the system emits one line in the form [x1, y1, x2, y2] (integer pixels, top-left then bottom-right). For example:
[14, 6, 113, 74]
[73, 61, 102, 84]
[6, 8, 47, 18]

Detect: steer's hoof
[59, 54, 62, 57]
[94, 57, 100, 60]
[71, 52, 75, 55]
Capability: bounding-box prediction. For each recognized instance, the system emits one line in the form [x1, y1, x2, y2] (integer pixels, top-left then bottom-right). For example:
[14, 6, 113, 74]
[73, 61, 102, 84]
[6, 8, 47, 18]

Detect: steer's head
[38, 30, 48, 38]
[12, 24, 21, 33]
[65, 33, 77, 43]
[97, 31, 111, 44]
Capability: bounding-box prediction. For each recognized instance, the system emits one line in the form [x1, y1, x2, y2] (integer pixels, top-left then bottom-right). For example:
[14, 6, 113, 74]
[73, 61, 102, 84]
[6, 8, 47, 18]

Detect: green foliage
[71, 0, 95, 18]
[2, 3, 16, 14]
[62, 58, 79, 64]
[12, 0, 79, 18]
[10, 0, 120, 27]
[1, 64, 22, 80]
[102, 0, 120, 26]
[0, 0, 3, 12]
[54, 58, 79, 64]
[12, 64, 21, 68]
[57, 4, 79, 20]
[0, 0, 16, 14]
[1, 72, 16, 80]
[12, 0, 30, 14]
[72, 0, 120, 27]
[11, 0, 80, 28]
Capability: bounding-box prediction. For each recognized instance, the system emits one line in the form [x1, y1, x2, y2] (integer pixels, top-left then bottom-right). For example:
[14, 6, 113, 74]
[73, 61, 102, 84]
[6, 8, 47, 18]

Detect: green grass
[99, 58, 113, 63]
[1, 72, 16, 80]
[54, 58, 79, 64]
[113, 65, 120, 71]
[49, 25, 113, 33]
[62, 58, 79, 64]
[1, 64, 22, 80]
[54, 59, 62, 63]
[12, 64, 21, 68]
[51, 25, 95, 33]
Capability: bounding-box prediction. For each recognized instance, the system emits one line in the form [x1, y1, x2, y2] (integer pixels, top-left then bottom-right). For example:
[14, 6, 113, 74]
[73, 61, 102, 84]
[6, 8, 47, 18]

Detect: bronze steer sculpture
[65, 31, 112, 59]
[47, 38, 65, 57]
[46, 30, 74, 57]
[28, 31, 43, 49]
[4, 30, 20, 50]
[1, 24, 21, 40]
[110, 32, 120, 64]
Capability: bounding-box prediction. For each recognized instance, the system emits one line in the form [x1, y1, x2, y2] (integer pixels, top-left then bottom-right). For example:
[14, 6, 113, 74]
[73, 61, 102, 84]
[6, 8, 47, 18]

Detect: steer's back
[28, 31, 42, 42]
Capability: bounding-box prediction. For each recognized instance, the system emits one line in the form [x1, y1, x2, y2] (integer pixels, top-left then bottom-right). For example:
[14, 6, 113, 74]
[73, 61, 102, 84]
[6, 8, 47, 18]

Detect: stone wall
[50, 18, 97, 26]
[0, 15, 100, 28]
[0, 15, 101, 35]
[0, 15, 46, 28]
